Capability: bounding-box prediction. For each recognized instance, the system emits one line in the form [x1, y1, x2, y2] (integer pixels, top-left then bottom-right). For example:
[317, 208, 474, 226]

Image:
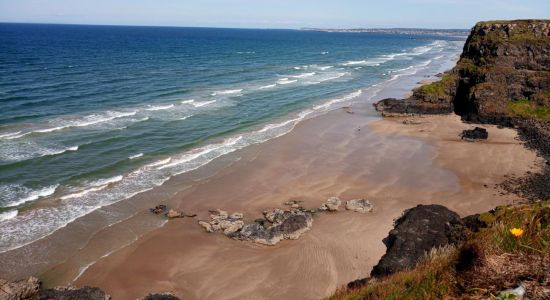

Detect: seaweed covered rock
[370, 204, 466, 278]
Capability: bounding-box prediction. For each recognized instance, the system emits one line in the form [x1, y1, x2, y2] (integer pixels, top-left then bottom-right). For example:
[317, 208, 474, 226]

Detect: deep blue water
[0, 23, 462, 251]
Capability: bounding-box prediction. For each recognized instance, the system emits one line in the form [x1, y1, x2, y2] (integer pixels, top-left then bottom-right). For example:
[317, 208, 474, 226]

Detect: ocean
[0, 23, 463, 253]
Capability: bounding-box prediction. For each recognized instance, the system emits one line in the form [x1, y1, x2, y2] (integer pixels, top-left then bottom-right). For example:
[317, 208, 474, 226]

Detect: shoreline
[6, 44, 541, 300]
[70, 110, 539, 300]
[0, 43, 462, 282]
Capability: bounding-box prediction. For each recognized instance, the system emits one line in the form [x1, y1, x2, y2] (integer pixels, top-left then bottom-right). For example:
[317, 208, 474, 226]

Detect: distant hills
[300, 27, 470, 36]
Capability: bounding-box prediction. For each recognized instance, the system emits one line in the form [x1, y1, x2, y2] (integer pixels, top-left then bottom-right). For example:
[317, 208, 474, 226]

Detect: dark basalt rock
[150, 205, 167, 214]
[370, 204, 466, 278]
[461, 127, 488, 141]
[140, 292, 180, 300]
[461, 214, 487, 232]
[36, 286, 111, 300]
[373, 20, 550, 126]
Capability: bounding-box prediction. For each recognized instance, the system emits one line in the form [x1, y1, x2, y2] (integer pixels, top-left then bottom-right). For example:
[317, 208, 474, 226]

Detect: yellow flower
[509, 228, 524, 238]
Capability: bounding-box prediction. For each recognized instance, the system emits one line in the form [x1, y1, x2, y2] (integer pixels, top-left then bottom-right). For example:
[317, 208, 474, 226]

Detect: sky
[0, 0, 549, 29]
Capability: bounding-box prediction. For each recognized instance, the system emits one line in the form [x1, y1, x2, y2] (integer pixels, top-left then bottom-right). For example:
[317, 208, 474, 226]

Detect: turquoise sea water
[0, 23, 463, 252]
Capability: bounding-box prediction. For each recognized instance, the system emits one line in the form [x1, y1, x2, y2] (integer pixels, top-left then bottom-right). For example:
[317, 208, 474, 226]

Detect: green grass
[329, 202, 550, 300]
[508, 99, 550, 120]
[415, 73, 456, 98]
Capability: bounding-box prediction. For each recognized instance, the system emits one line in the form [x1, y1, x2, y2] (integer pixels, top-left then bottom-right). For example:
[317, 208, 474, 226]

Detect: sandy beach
[53, 106, 541, 299]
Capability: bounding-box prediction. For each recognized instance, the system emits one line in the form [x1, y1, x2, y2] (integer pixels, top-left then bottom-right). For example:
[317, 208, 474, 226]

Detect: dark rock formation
[150, 205, 167, 214]
[370, 204, 466, 278]
[374, 20, 550, 123]
[0, 277, 111, 300]
[36, 286, 111, 300]
[140, 292, 180, 300]
[461, 127, 489, 141]
[198, 208, 314, 245]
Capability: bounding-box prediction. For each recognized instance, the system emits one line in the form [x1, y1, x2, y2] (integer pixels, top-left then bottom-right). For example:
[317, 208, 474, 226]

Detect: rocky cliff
[375, 19, 550, 124]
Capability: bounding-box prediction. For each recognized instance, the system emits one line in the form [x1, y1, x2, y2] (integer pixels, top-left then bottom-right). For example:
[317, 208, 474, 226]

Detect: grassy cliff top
[330, 202, 550, 300]
[469, 19, 550, 45]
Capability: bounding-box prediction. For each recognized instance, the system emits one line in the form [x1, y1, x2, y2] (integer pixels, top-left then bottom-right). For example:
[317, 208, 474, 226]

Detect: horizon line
[0, 21, 471, 31]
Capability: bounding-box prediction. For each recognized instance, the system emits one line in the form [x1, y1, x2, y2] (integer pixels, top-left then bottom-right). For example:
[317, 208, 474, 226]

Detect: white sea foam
[146, 158, 172, 168]
[0, 131, 22, 139]
[0, 210, 18, 222]
[258, 84, 276, 90]
[5, 111, 138, 139]
[277, 78, 297, 85]
[61, 185, 109, 200]
[192, 100, 216, 107]
[289, 72, 315, 78]
[145, 104, 174, 111]
[318, 66, 333, 70]
[4, 184, 59, 208]
[313, 90, 363, 111]
[91, 175, 124, 187]
[180, 99, 195, 104]
[211, 89, 243, 96]
[321, 51, 329, 55]
[343, 60, 367, 66]
[129, 153, 144, 160]
[237, 51, 255, 54]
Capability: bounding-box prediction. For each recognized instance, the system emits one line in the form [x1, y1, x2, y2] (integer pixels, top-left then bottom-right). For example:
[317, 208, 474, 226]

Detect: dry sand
[65, 107, 541, 300]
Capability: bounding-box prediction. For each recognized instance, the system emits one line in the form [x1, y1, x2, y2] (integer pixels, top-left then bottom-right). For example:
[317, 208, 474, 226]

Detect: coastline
[3, 42, 542, 299]
[69, 108, 540, 300]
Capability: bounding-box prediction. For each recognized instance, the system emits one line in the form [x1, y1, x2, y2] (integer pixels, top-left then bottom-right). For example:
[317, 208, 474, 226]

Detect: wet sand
[69, 107, 540, 299]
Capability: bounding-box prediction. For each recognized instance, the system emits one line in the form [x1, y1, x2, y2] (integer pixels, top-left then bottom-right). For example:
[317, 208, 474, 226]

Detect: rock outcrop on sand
[319, 197, 342, 211]
[374, 20, 550, 123]
[198, 197, 375, 245]
[0, 277, 111, 300]
[461, 127, 489, 141]
[370, 204, 466, 277]
[198, 208, 314, 246]
[345, 199, 374, 213]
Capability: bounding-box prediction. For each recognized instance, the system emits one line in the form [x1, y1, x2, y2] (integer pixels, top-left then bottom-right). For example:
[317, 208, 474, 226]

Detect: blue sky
[0, 0, 549, 29]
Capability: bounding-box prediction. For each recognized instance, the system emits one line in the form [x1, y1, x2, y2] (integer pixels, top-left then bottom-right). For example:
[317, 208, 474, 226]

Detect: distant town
[300, 27, 470, 37]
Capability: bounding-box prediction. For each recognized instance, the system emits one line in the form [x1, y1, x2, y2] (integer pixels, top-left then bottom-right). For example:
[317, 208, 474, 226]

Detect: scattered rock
[0, 277, 40, 300]
[370, 204, 466, 278]
[165, 209, 184, 219]
[345, 199, 374, 213]
[320, 197, 341, 212]
[140, 292, 180, 300]
[461, 127, 488, 141]
[198, 209, 244, 236]
[199, 207, 313, 246]
[235, 208, 313, 245]
[150, 205, 167, 214]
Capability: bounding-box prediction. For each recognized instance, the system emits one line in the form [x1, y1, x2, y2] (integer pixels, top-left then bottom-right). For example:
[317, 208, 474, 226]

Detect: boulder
[150, 205, 167, 214]
[461, 127, 488, 141]
[345, 199, 374, 213]
[370, 204, 466, 278]
[320, 197, 341, 212]
[165, 209, 184, 219]
[198, 210, 244, 236]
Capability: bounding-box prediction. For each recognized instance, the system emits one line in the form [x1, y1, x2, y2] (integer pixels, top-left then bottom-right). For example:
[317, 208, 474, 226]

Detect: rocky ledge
[0, 277, 182, 300]
[198, 197, 374, 245]
[348, 204, 480, 288]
